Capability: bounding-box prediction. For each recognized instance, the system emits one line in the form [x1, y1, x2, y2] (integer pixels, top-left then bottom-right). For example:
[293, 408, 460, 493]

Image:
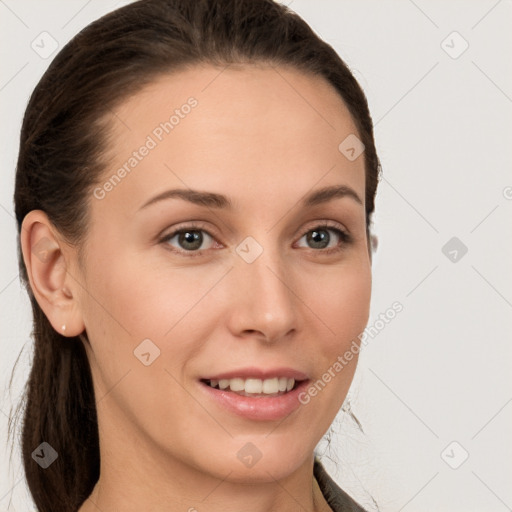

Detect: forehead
[96, 64, 365, 215]
[110, 63, 360, 140]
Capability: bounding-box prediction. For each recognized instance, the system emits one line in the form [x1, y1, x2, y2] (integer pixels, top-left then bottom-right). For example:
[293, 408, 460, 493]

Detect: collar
[313, 457, 369, 512]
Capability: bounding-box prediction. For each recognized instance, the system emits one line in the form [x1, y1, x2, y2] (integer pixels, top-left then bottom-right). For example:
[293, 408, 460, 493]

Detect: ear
[370, 233, 378, 254]
[367, 232, 378, 264]
[20, 210, 85, 337]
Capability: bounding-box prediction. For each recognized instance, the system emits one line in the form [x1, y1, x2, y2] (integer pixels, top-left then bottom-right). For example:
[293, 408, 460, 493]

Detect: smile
[202, 377, 298, 397]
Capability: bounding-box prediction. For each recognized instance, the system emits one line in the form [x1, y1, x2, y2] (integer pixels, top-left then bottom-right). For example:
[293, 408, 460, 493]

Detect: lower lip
[198, 380, 310, 421]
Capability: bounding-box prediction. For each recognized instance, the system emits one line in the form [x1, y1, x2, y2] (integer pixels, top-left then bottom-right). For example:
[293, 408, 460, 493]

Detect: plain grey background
[1, 1, 511, 511]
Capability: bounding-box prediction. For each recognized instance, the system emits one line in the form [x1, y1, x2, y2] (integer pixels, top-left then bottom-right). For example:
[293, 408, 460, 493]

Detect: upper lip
[201, 367, 309, 381]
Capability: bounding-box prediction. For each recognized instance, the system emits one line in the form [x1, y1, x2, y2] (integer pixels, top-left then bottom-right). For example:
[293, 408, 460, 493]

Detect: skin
[21, 64, 372, 512]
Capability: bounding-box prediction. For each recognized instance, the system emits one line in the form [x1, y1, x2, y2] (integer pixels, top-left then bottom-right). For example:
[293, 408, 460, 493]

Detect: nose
[226, 245, 299, 344]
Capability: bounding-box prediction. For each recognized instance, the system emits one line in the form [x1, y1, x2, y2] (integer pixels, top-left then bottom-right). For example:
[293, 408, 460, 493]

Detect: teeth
[262, 377, 278, 394]
[246, 378, 263, 394]
[207, 377, 296, 395]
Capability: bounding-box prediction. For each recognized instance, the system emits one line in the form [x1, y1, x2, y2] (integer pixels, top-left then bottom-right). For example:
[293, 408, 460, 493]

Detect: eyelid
[159, 221, 220, 256]
[294, 220, 352, 250]
[298, 219, 349, 237]
[160, 220, 214, 238]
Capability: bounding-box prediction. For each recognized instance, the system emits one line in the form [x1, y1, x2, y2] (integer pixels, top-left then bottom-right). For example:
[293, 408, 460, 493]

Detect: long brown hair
[10, 1, 381, 510]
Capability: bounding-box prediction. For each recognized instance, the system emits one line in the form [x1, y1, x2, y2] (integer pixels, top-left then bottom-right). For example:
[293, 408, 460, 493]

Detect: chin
[199, 436, 314, 484]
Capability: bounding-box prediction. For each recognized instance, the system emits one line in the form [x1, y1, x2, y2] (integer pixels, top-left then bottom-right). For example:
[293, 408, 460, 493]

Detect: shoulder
[313, 457, 370, 512]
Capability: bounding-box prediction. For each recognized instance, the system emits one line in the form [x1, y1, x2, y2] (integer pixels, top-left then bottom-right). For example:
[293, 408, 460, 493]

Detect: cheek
[301, 260, 372, 347]
[79, 252, 204, 421]
[80, 251, 229, 395]
[83, 252, 212, 340]
[292, 263, 371, 438]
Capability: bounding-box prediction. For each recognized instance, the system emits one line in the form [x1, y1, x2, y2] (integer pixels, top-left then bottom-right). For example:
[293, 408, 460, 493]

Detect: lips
[197, 366, 310, 420]
[198, 375, 311, 421]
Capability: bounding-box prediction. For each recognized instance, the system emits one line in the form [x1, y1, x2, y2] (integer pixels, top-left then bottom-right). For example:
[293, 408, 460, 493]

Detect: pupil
[180, 231, 202, 250]
[308, 229, 329, 249]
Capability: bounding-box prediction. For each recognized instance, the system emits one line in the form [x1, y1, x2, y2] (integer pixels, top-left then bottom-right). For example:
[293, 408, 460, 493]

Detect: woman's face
[75, 64, 371, 483]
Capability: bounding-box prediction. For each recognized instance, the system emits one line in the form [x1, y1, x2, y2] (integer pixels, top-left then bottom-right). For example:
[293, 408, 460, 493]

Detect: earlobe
[369, 233, 378, 264]
[20, 210, 85, 337]
[371, 233, 378, 253]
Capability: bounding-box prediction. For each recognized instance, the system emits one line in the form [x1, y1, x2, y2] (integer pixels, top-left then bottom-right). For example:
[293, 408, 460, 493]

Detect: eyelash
[159, 221, 352, 258]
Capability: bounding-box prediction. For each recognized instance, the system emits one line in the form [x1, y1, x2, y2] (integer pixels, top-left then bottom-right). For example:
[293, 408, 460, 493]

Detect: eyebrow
[138, 184, 363, 211]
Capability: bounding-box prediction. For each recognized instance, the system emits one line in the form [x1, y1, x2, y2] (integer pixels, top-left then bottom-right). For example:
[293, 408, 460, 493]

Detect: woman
[13, 0, 381, 510]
